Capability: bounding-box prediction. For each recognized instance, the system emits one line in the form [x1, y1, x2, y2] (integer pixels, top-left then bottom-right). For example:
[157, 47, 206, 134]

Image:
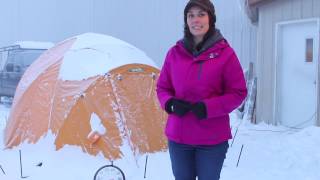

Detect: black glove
[165, 98, 192, 117]
[191, 102, 207, 120]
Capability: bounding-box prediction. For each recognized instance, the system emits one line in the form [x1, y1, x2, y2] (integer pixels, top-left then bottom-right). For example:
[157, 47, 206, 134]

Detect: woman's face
[186, 6, 210, 41]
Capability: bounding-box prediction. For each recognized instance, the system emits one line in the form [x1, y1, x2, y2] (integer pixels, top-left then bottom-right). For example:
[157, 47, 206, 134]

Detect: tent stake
[19, 150, 28, 178]
[0, 165, 5, 175]
[236, 145, 244, 167]
[144, 155, 148, 178]
[231, 128, 239, 147]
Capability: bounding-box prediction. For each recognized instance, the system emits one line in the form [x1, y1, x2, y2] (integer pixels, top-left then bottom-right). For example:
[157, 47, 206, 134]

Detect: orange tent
[4, 33, 167, 160]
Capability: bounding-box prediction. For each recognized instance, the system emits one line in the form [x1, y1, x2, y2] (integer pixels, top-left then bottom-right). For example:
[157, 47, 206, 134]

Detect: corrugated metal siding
[214, 0, 257, 69]
[256, 0, 320, 125]
[0, 0, 255, 69]
[0, 0, 185, 66]
[316, 0, 320, 126]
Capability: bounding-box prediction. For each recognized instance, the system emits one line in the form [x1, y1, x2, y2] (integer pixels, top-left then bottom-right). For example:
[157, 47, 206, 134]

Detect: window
[305, 38, 313, 62]
[7, 49, 45, 67]
[0, 51, 8, 70]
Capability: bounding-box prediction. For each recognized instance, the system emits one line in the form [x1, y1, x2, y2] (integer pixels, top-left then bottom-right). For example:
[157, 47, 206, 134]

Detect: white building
[247, 0, 320, 127]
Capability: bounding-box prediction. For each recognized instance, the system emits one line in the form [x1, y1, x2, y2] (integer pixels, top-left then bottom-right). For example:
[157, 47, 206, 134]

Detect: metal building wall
[255, 0, 320, 125]
[214, 0, 257, 69]
[0, 0, 255, 68]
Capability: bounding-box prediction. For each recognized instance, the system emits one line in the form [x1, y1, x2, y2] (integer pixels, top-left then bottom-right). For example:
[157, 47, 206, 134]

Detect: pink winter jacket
[156, 39, 247, 145]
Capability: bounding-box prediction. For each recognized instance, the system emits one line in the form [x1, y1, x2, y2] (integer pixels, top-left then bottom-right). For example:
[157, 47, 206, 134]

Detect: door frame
[274, 18, 320, 127]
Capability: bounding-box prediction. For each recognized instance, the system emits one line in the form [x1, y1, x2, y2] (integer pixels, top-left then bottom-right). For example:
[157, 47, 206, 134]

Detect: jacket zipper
[198, 61, 204, 80]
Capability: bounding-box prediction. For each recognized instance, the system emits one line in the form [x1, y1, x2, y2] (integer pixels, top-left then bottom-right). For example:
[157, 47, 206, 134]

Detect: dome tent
[4, 33, 167, 159]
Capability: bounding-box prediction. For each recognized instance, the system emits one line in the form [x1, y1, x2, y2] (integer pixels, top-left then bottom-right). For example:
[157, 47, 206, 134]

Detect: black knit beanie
[183, 0, 216, 40]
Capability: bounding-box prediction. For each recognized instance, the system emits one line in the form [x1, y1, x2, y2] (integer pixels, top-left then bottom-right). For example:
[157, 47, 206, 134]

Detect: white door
[277, 20, 319, 128]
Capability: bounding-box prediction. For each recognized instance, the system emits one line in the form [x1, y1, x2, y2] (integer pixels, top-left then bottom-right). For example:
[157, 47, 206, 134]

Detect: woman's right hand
[165, 98, 192, 117]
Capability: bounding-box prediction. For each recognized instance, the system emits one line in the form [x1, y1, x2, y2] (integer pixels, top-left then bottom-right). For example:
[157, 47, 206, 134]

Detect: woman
[156, 0, 247, 179]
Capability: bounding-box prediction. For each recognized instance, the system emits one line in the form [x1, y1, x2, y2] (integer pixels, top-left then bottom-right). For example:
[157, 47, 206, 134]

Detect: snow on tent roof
[59, 33, 157, 81]
[14, 41, 54, 49]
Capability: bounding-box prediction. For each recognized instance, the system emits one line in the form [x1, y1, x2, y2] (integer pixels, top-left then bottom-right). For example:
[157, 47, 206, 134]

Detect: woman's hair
[183, 0, 216, 43]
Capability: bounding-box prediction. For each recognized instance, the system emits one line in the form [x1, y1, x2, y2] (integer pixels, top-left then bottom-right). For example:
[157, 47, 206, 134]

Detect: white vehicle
[0, 41, 53, 98]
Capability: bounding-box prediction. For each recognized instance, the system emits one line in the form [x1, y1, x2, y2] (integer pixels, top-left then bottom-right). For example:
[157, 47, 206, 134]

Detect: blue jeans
[168, 140, 229, 180]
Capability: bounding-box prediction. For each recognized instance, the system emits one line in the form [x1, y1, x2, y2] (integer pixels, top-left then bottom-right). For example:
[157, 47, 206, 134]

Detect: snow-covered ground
[1, 103, 320, 180]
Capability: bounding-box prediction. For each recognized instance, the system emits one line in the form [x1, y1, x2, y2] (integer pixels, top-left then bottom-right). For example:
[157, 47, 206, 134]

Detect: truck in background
[0, 41, 53, 100]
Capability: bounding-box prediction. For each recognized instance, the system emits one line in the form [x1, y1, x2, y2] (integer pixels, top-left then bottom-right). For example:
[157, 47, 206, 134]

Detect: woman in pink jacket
[156, 0, 247, 179]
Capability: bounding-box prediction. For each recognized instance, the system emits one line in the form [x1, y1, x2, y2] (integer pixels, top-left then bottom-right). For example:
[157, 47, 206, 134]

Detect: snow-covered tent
[4, 33, 167, 159]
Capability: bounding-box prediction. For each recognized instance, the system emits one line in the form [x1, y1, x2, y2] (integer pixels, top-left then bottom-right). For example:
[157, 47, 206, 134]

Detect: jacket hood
[182, 29, 225, 57]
